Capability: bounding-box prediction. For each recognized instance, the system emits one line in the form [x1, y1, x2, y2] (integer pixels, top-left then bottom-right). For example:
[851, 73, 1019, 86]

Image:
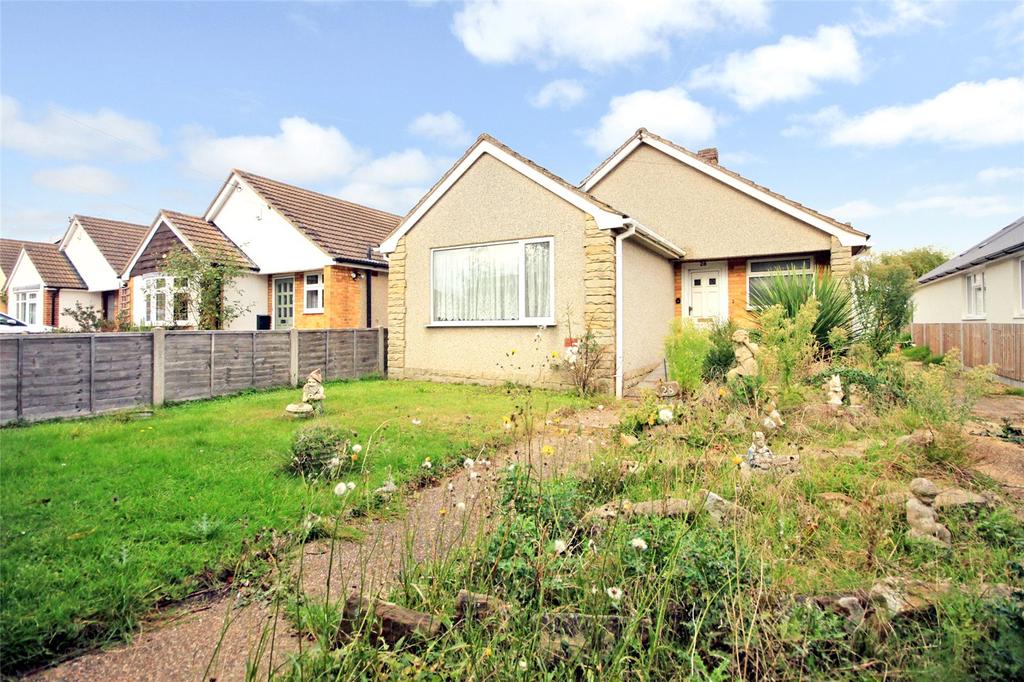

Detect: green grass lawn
[0, 378, 585, 673]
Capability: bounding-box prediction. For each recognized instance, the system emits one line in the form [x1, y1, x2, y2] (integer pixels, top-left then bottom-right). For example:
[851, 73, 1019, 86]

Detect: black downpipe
[365, 271, 372, 328]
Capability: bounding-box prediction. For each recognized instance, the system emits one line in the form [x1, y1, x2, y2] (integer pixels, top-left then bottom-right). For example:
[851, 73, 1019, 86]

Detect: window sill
[427, 321, 556, 328]
[303, 309, 324, 315]
[961, 315, 986, 321]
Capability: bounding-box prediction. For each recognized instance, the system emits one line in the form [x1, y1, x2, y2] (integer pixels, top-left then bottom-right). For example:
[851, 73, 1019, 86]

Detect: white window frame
[963, 269, 986, 320]
[1016, 257, 1024, 319]
[429, 237, 555, 327]
[13, 286, 41, 325]
[746, 255, 815, 309]
[303, 271, 324, 314]
[141, 274, 190, 326]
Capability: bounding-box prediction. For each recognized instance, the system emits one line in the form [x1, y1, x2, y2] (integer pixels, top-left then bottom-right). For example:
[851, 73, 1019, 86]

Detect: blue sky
[1, 0, 1022, 255]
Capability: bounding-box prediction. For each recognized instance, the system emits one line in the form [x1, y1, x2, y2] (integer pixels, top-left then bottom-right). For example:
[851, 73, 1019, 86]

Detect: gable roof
[379, 134, 660, 254]
[19, 242, 86, 289]
[231, 170, 401, 266]
[161, 210, 256, 269]
[70, 215, 149, 273]
[1, 238, 49, 276]
[919, 216, 1024, 284]
[580, 128, 870, 248]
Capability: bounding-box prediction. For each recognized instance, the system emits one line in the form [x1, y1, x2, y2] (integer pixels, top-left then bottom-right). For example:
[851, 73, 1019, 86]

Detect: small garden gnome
[302, 369, 326, 415]
[905, 478, 951, 548]
[726, 329, 760, 383]
[746, 431, 774, 468]
[826, 374, 844, 408]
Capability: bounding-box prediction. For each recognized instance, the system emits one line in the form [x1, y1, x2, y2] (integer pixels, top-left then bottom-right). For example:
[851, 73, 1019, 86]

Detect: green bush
[757, 299, 820, 393]
[288, 425, 351, 480]
[702, 320, 736, 381]
[750, 272, 852, 352]
[664, 319, 712, 394]
[851, 259, 916, 358]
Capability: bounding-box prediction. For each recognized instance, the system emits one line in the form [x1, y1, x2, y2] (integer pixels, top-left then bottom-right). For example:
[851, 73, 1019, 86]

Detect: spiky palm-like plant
[750, 271, 853, 351]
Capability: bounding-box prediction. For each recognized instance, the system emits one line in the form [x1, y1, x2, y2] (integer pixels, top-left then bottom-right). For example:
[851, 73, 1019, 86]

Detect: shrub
[750, 272, 852, 352]
[664, 319, 712, 394]
[757, 299, 820, 394]
[552, 316, 607, 396]
[850, 259, 916, 358]
[906, 349, 994, 428]
[288, 425, 351, 480]
[702, 320, 736, 381]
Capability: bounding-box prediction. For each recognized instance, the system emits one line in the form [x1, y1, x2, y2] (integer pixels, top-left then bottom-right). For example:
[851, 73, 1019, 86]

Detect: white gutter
[614, 225, 636, 399]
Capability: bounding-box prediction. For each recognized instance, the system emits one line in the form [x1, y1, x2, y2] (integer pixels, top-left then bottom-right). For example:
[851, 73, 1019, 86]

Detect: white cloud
[781, 105, 845, 138]
[829, 78, 1024, 148]
[855, 0, 948, 37]
[335, 182, 426, 215]
[977, 166, 1024, 183]
[32, 165, 125, 195]
[718, 151, 761, 167]
[585, 87, 716, 153]
[530, 79, 586, 110]
[452, 0, 769, 70]
[827, 199, 885, 221]
[895, 194, 1022, 218]
[688, 26, 861, 110]
[182, 116, 363, 183]
[339, 149, 454, 214]
[408, 111, 472, 147]
[0, 95, 164, 161]
[0, 208, 70, 241]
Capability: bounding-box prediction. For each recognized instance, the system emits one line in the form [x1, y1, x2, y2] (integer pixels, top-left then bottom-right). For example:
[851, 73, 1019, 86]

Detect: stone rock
[697, 490, 749, 526]
[342, 594, 442, 644]
[906, 478, 951, 549]
[869, 577, 949, 619]
[726, 329, 760, 383]
[285, 403, 314, 419]
[655, 380, 681, 398]
[873, 491, 909, 508]
[836, 596, 866, 625]
[374, 478, 398, 497]
[582, 500, 629, 526]
[724, 413, 745, 431]
[618, 460, 641, 477]
[538, 631, 587, 661]
[934, 487, 990, 510]
[629, 498, 693, 519]
[454, 590, 510, 626]
[619, 433, 640, 448]
[849, 385, 868, 407]
[817, 492, 859, 518]
[896, 429, 935, 450]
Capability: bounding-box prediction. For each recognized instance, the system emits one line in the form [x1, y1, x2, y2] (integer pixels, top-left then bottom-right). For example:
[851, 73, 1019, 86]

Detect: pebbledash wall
[0, 327, 385, 424]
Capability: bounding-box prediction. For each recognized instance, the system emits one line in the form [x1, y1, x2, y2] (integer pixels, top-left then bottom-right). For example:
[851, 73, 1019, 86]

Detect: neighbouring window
[143, 275, 189, 325]
[431, 238, 553, 324]
[14, 289, 39, 325]
[965, 271, 986, 318]
[304, 272, 324, 313]
[747, 256, 814, 305]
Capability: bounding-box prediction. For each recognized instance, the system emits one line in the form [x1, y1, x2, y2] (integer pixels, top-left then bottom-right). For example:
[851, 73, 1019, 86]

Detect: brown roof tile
[161, 210, 257, 269]
[1, 238, 50, 276]
[73, 215, 149, 273]
[582, 128, 869, 240]
[22, 242, 86, 289]
[235, 170, 401, 266]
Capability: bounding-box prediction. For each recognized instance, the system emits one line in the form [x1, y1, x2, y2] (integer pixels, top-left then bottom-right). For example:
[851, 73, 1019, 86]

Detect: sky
[1, 0, 1022, 256]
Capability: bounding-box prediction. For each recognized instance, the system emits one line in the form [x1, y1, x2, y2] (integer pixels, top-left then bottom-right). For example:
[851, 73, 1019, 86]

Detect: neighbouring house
[122, 209, 260, 329]
[1, 238, 49, 315]
[912, 216, 1023, 384]
[380, 130, 870, 397]
[1, 216, 148, 329]
[202, 170, 400, 330]
[582, 128, 870, 326]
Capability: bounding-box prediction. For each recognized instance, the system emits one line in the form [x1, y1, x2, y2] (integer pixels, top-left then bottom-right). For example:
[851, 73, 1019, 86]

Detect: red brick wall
[268, 266, 367, 330]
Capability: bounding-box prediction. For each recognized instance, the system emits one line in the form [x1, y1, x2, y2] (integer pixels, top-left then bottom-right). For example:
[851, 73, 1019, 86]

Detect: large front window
[747, 256, 814, 306]
[965, 271, 985, 318]
[143, 276, 189, 325]
[14, 288, 39, 325]
[431, 238, 553, 325]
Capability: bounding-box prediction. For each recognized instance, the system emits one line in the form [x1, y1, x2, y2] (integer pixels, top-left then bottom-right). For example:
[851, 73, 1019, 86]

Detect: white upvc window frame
[1015, 257, 1024, 319]
[303, 271, 325, 314]
[141, 274, 190, 326]
[963, 269, 986, 320]
[746, 255, 815, 309]
[13, 286, 41, 325]
[429, 237, 555, 327]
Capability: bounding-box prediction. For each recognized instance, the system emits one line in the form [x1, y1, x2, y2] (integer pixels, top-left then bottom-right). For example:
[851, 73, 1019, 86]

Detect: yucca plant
[750, 271, 853, 352]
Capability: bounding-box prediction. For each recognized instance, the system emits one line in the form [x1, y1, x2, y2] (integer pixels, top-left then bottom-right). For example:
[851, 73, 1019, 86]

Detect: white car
[0, 312, 49, 333]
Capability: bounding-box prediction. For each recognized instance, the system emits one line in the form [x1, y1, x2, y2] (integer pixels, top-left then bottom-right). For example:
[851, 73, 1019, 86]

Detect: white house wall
[226, 273, 269, 330]
[63, 223, 120, 291]
[6, 254, 44, 291]
[58, 290, 104, 329]
[211, 178, 333, 275]
[914, 256, 1024, 324]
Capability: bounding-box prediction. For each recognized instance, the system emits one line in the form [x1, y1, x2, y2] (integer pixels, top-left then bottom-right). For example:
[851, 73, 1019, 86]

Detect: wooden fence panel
[212, 332, 255, 396]
[93, 334, 152, 412]
[0, 339, 19, 423]
[254, 332, 291, 388]
[354, 329, 380, 376]
[923, 324, 942, 355]
[18, 336, 92, 421]
[298, 331, 327, 380]
[912, 322, 1023, 383]
[963, 324, 989, 368]
[991, 324, 1024, 381]
[164, 333, 214, 402]
[940, 324, 960, 355]
[327, 331, 354, 379]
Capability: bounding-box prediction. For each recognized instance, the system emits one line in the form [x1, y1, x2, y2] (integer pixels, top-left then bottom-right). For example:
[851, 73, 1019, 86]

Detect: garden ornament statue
[905, 478, 951, 548]
[746, 431, 774, 467]
[726, 329, 760, 383]
[741, 430, 800, 480]
[302, 369, 326, 415]
[826, 374, 844, 408]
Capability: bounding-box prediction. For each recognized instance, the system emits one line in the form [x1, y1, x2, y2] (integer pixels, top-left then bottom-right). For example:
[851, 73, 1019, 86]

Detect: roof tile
[73, 215, 149, 273]
[22, 242, 86, 289]
[162, 210, 257, 269]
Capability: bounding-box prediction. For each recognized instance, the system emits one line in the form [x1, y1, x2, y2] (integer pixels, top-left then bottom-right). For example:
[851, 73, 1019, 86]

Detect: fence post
[89, 335, 96, 414]
[938, 323, 945, 356]
[153, 329, 166, 407]
[251, 331, 257, 388]
[209, 333, 216, 397]
[352, 329, 358, 378]
[325, 329, 330, 379]
[378, 327, 386, 375]
[15, 337, 23, 419]
[289, 328, 299, 386]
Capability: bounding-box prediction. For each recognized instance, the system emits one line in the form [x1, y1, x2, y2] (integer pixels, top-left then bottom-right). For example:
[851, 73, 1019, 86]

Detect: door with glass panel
[274, 277, 295, 329]
[688, 269, 722, 324]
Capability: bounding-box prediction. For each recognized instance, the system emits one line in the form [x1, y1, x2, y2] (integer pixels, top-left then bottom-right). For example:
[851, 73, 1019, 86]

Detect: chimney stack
[697, 147, 718, 165]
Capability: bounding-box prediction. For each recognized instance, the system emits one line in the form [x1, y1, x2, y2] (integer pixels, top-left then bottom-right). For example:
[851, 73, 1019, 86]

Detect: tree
[850, 258, 916, 358]
[875, 246, 950, 279]
[158, 246, 250, 330]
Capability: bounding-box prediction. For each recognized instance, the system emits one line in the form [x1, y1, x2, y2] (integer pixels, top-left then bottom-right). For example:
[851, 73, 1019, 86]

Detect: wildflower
[447, 482, 454, 492]
[421, 458, 433, 469]
[503, 422, 513, 431]
[439, 507, 448, 516]
[469, 471, 480, 481]
[630, 537, 648, 551]
[484, 646, 493, 657]
[718, 387, 727, 398]
[333, 482, 350, 496]
[541, 444, 555, 456]
[518, 660, 528, 671]
[551, 351, 559, 358]
[553, 539, 568, 554]
[479, 458, 491, 467]
[328, 456, 341, 469]
[510, 349, 517, 355]
[352, 443, 363, 454]
[732, 455, 744, 466]
[455, 501, 466, 511]
[590, 585, 598, 594]
[350, 453, 359, 462]
[508, 463, 517, 472]
[606, 587, 623, 602]
[658, 407, 674, 424]
[597, 404, 605, 411]
[463, 457, 475, 469]
[411, 418, 422, 426]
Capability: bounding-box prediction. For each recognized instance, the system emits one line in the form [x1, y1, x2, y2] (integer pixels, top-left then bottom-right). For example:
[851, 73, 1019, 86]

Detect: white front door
[687, 267, 724, 324]
[274, 277, 295, 330]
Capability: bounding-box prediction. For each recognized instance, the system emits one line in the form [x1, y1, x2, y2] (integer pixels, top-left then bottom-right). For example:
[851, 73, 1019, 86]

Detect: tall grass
[664, 319, 712, 394]
[750, 272, 852, 351]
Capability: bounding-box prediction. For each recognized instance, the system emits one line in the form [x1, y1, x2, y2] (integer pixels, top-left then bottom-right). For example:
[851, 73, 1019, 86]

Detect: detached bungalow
[380, 130, 870, 397]
[1, 216, 148, 329]
[1, 238, 49, 315]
